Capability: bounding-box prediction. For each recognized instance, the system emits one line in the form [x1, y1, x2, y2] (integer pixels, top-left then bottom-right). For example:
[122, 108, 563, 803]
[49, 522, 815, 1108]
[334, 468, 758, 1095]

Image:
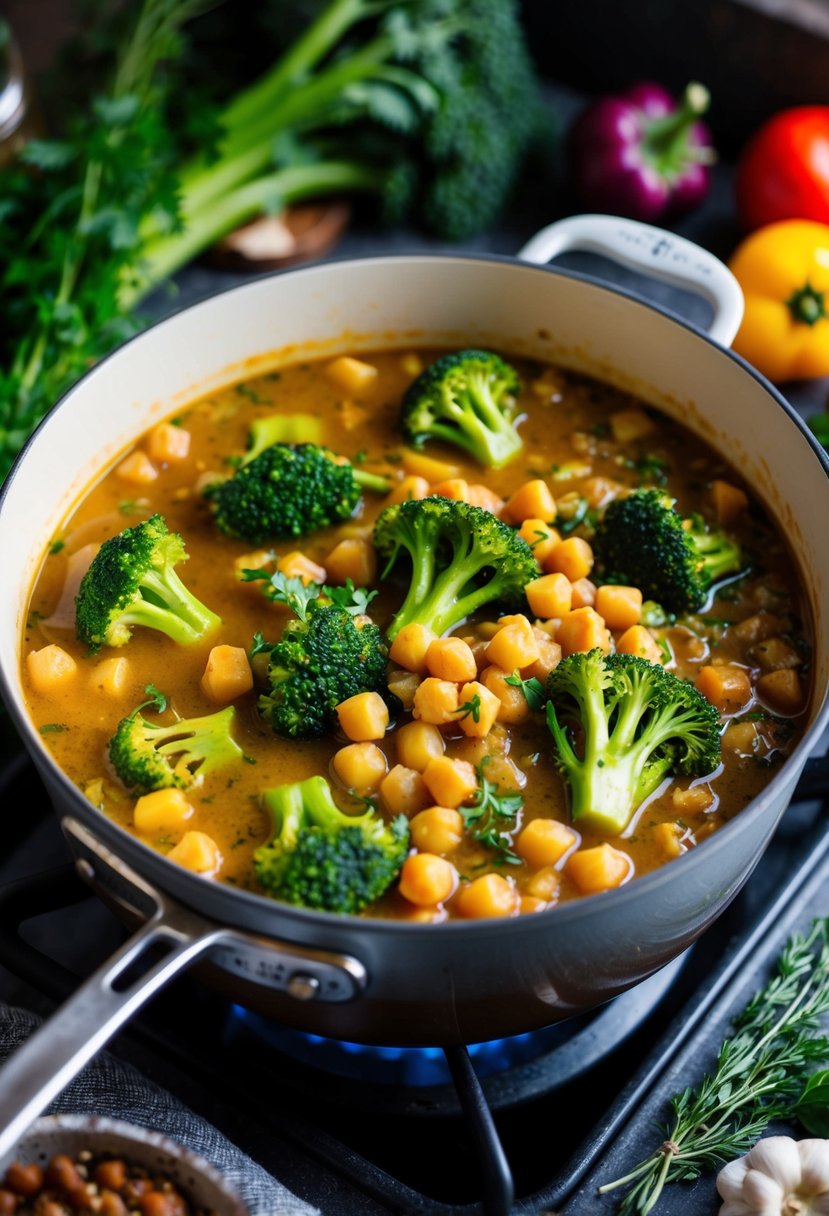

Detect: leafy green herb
[249, 630, 272, 660]
[623, 453, 670, 487]
[599, 920, 829, 1214]
[39, 723, 67, 734]
[505, 671, 547, 711]
[142, 683, 168, 713]
[454, 693, 482, 723]
[795, 1069, 829, 1135]
[460, 758, 523, 864]
[556, 497, 598, 537]
[249, 570, 377, 620]
[49, 538, 66, 555]
[235, 383, 269, 404]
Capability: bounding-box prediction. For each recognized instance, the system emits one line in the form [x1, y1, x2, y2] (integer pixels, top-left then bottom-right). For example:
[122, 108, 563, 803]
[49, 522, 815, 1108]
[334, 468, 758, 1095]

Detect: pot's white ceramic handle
[518, 214, 745, 349]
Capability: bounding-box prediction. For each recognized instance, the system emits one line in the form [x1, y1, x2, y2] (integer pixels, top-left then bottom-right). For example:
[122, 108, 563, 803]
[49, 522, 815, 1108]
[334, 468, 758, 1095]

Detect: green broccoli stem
[692, 531, 742, 584]
[353, 468, 393, 494]
[391, 556, 513, 640]
[119, 161, 384, 310]
[127, 566, 221, 645]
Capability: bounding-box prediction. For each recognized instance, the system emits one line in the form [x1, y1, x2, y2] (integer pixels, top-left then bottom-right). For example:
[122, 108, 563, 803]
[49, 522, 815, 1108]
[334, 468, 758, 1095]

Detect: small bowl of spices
[0, 1115, 249, 1215]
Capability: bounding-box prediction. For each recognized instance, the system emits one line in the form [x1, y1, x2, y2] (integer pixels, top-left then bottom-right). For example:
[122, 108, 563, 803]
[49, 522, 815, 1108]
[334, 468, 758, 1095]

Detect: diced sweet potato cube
[526, 572, 572, 620]
[749, 637, 802, 671]
[412, 677, 459, 724]
[116, 451, 158, 485]
[653, 822, 684, 860]
[426, 637, 478, 682]
[557, 607, 611, 656]
[325, 537, 376, 587]
[465, 484, 505, 515]
[396, 721, 445, 771]
[333, 742, 388, 790]
[672, 785, 714, 813]
[518, 517, 561, 564]
[431, 478, 469, 501]
[524, 866, 560, 902]
[697, 664, 752, 714]
[756, 668, 805, 715]
[401, 451, 460, 481]
[609, 408, 654, 443]
[545, 537, 593, 581]
[277, 551, 326, 586]
[398, 853, 458, 907]
[455, 873, 518, 918]
[523, 631, 562, 681]
[582, 477, 624, 508]
[485, 617, 540, 671]
[146, 422, 191, 464]
[386, 667, 421, 710]
[723, 721, 759, 754]
[325, 355, 378, 394]
[340, 400, 369, 431]
[380, 764, 431, 815]
[711, 479, 749, 527]
[480, 665, 532, 724]
[519, 895, 549, 915]
[733, 613, 783, 644]
[456, 680, 500, 737]
[409, 806, 464, 854]
[386, 475, 430, 504]
[167, 830, 222, 874]
[27, 645, 77, 694]
[201, 645, 253, 703]
[504, 479, 556, 524]
[616, 625, 663, 663]
[336, 691, 389, 741]
[569, 577, 597, 609]
[90, 656, 130, 697]
[595, 585, 642, 631]
[516, 819, 577, 868]
[422, 755, 478, 808]
[134, 788, 194, 837]
[390, 623, 437, 674]
[567, 844, 631, 894]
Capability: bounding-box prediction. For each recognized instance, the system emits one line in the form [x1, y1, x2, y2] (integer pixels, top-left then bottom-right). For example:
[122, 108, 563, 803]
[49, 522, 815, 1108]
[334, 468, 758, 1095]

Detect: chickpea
[5, 1162, 44, 1197]
[409, 806, 464, 855]
[398, 853, 458, 907]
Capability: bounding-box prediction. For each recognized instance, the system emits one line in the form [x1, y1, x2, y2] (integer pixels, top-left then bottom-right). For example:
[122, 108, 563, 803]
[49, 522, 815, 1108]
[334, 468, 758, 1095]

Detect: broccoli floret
[242, 414, 323, 464]
[254, 775, 409, 914]
[205, 443, 391, 543]
[75, 514, 220, 651]
[593, 489, 742, 615]
[373, 495, 538, 640]
[109, 702, 243, 793]
[401, 349, 523, 468]
[257, 579, 389, 740]
[546, 649, 722, 837]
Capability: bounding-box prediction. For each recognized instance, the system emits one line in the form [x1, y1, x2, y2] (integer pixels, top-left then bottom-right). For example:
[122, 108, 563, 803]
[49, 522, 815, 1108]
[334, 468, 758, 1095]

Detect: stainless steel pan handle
[0, 817, 367, 1158]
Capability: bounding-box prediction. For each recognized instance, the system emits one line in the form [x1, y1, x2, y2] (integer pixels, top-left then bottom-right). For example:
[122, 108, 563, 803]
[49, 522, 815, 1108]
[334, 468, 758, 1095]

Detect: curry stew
[22, 349, 811, 921]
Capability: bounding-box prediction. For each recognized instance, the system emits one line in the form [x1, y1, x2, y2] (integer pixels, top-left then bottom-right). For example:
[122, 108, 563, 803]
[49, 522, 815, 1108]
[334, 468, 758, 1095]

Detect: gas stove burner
[227, 1006, 575, 1085]
[224, 952, 689, 1097]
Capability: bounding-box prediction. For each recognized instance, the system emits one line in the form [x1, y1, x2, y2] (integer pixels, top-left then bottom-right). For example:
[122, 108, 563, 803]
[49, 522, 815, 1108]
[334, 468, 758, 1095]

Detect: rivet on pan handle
[0, 817, 367, 1161]
[518, 212, 745, 349]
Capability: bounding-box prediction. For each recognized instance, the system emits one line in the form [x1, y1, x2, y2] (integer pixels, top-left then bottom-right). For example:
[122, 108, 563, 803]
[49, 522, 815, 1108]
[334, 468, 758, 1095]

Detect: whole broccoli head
[75, 514, 221, 651]
[254, 775, 410, 914]
[205, 443, 391, 544]
[546, 649, 722, 837]
[593, 489, 742, 615]
[109, 702, 243, 793]
[256, 579, 389, 740]
[373, 495, 538, 640]
[401, 349, 523, 468]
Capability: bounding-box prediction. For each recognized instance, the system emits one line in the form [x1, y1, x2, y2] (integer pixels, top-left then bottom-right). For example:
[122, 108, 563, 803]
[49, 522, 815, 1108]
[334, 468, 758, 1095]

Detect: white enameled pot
[0, 215, 827, 1158]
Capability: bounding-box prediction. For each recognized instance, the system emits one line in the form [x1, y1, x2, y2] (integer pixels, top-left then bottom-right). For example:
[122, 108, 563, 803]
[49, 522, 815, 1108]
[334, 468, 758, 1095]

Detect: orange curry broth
[21, 348, 812, 920]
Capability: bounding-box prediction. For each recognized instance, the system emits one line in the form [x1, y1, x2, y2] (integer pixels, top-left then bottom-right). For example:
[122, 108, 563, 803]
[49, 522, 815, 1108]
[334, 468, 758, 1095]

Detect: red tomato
[736, 107, 829, 231]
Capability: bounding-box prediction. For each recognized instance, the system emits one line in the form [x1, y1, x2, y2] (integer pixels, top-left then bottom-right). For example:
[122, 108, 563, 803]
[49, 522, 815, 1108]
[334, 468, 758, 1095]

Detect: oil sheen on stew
[22, 348, 811, 922]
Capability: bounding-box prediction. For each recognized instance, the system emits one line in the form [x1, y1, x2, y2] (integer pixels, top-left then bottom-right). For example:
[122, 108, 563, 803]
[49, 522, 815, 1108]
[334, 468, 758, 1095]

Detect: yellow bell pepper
[727, 219, 829, 382]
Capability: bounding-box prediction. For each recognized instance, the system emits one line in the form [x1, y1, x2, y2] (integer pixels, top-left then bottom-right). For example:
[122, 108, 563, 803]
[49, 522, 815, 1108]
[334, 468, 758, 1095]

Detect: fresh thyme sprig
[599, 920, 829, 1215]
[461, 756, 523, 864]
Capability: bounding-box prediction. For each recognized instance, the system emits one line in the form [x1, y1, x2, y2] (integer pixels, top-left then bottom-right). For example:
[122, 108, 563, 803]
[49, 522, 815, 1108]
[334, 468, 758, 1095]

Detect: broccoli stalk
[593, 489, 743, 614]
[118, 0, 546, 309]
[206, 442, 391, 542]
[243, 414, 324, 463]
[401, 349, 523, 467]
[75, 514, 220, 651]
[545, 649, 722, 837]
[254, 775, 410, 913]
[109, 702, 244, 793]
[255, 576, 389, 739]
[373, 495, 538, 640]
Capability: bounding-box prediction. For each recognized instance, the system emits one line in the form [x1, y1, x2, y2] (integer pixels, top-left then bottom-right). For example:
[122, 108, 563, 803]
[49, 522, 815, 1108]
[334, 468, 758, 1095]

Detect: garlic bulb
[717, 1136, 829, 1215]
